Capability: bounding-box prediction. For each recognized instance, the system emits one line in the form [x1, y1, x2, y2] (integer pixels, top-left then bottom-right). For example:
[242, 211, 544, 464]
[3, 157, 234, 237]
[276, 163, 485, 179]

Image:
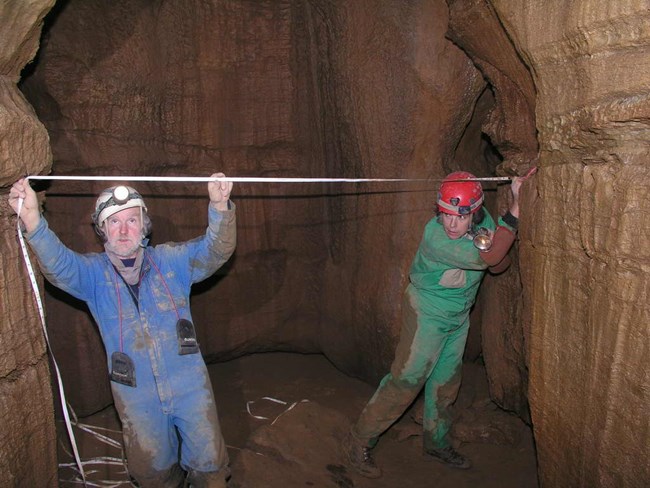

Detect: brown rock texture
[490, 1, 650, 487]
[447, 0, 539, 420]
[0, 1, 58, 487]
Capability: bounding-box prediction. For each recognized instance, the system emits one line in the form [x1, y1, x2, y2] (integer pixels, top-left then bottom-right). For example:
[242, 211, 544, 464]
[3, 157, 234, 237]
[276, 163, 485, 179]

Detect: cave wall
[0, 2, 58, 487]
[488, 1, 650, 487]
[447, 0, 539, 419]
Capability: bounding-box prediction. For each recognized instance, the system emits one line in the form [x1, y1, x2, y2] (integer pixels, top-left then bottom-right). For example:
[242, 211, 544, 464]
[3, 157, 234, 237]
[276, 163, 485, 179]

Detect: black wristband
[502, 211, 519, 230]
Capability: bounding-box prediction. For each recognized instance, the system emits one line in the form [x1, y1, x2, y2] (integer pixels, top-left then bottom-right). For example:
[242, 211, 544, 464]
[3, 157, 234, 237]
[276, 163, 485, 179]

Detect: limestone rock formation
[447, 0, 539, 420]
[0, 1, 57, 487]
[491, 1, 650, 487]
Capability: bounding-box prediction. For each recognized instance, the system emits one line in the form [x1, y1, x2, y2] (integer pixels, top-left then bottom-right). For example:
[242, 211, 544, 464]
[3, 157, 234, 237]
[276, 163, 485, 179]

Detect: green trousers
[352, 284, 470, 450]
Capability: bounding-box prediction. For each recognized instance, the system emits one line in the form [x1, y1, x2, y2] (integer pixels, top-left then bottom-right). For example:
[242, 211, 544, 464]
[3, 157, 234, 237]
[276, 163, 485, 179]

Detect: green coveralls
[353, 212, 511, 450]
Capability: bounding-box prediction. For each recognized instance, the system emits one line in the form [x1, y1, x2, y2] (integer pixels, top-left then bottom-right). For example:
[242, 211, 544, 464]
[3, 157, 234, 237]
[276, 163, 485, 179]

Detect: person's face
[103, 207, 143, 258]
[440, 212, 472, 239]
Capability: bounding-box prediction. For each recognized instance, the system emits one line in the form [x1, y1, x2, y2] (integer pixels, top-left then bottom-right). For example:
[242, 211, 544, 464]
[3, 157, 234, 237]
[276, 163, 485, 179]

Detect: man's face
[103, 207, 143, 258]
[440, 212, 472, 240]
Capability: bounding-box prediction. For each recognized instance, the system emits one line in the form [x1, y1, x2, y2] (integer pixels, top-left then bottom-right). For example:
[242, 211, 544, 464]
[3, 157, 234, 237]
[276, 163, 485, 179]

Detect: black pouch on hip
[110, 351, 136, 387]
[177, 318, 199, 355]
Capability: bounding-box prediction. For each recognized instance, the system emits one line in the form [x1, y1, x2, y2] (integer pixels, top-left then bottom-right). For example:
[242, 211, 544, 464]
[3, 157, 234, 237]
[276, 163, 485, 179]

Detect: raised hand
[208, 172, 233, 211]
[8, 178, 41, 232]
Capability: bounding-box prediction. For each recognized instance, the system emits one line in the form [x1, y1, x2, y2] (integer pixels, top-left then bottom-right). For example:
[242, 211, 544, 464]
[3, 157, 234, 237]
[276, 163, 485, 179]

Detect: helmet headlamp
[472, 227, 493, 251]
[112, 185, 131, 204]
[92, 185, 147, 227]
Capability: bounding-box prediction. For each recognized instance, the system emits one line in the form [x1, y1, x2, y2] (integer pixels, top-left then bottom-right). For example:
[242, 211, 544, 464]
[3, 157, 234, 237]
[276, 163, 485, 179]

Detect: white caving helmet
[92, 185, 147, 232]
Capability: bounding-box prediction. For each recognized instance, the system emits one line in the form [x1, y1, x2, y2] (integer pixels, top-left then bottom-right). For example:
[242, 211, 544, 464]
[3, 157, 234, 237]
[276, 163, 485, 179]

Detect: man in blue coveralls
[9, 173, 236, 488]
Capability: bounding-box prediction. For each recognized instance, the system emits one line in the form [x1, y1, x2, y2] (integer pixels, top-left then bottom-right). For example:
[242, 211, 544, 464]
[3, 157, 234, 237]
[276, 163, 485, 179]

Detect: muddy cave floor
[58, 352, 539, 487]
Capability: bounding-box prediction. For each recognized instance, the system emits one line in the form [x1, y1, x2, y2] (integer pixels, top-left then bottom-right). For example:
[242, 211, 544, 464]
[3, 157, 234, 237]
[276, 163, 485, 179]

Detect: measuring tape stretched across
[16, 198, 87, 485]
[26, 174, 513, 183]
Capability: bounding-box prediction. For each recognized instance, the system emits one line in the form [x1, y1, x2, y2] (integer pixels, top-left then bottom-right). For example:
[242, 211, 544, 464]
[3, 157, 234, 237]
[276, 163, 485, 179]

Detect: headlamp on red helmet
[437, 171, 484, 216]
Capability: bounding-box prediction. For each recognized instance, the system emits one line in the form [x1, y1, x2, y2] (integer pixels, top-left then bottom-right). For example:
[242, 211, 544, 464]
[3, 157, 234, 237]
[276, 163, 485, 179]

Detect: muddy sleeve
[189, 202, 237, 283]
[25, 217, 96, 300]
[487, 254, 512, 274]
[479, 225, 516, 266]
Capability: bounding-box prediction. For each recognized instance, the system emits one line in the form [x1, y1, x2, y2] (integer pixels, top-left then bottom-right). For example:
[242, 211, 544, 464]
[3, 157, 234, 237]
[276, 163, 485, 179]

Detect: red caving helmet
[437, 171, 484, 216]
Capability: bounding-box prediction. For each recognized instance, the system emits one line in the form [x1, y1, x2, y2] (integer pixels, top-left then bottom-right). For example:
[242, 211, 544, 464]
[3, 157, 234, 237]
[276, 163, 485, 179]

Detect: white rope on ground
[246, 396, 310, 425]
[56, 404, 129, 484]
[243, 396, 310, 457]
[74, 422, 124, 435]
[59, 456, 128, 468]
[56, 408, 131, 487]
[270, 399, 310, 426]
[72, 423, 123, 449]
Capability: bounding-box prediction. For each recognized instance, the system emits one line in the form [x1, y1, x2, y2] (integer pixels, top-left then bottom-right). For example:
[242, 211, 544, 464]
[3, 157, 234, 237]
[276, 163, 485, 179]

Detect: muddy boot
[424, 445, 471, 470]
[185, 467, 230, 488]
[342, 433, 382, 478]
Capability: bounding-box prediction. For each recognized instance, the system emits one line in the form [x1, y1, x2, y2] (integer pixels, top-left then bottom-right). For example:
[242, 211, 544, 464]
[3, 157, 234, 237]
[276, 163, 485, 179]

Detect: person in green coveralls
[344, 168, 536, 478]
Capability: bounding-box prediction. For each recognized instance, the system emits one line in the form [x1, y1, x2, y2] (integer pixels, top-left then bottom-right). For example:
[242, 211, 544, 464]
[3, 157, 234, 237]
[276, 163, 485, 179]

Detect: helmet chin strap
[139, 207, 146, 246]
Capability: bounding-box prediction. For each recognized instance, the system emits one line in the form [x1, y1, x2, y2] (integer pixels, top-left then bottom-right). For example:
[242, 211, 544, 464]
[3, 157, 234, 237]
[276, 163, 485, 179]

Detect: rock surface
[491, 1, 650, 486]
[0, 1, 57, 486]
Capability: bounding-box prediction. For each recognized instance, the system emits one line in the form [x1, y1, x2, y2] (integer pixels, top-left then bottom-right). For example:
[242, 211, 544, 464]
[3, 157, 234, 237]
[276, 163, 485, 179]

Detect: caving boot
[184, 467, 230, 487]
[342, 432, 382, 478]
[424, 445, 472, 470]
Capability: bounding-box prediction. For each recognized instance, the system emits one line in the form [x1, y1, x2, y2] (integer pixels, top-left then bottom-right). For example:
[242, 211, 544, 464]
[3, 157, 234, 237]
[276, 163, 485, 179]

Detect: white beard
[105, 238, 142, 258]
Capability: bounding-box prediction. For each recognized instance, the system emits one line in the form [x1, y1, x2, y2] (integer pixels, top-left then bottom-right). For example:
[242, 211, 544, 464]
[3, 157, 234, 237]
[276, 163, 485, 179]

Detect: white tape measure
[26, 174, 513, 183]
[16, 198, 87, 485]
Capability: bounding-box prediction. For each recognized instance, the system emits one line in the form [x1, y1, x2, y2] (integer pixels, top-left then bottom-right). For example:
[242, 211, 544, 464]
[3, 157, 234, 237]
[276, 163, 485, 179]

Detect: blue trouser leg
[175, 375, 229, 476]
[114, 390, 185, 487]
[113, 373, 229, 487]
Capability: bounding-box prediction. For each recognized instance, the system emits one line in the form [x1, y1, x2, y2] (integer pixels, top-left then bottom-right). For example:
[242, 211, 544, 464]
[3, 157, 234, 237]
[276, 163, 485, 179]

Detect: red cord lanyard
[108, 265, 126, 353]
[108, 252, 193, 387]
[145, 254, 182, 320]
[109, 254, 181, 350]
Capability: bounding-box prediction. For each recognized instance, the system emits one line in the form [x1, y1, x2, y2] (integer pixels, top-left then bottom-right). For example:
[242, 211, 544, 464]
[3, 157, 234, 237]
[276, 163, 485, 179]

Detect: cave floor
[57, 352, 539, 487]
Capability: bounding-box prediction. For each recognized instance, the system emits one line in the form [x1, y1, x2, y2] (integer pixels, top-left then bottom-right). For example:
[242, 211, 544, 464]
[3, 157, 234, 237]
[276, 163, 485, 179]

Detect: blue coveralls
[26, 203, 236, 486]
[353, 212, 515, 450]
